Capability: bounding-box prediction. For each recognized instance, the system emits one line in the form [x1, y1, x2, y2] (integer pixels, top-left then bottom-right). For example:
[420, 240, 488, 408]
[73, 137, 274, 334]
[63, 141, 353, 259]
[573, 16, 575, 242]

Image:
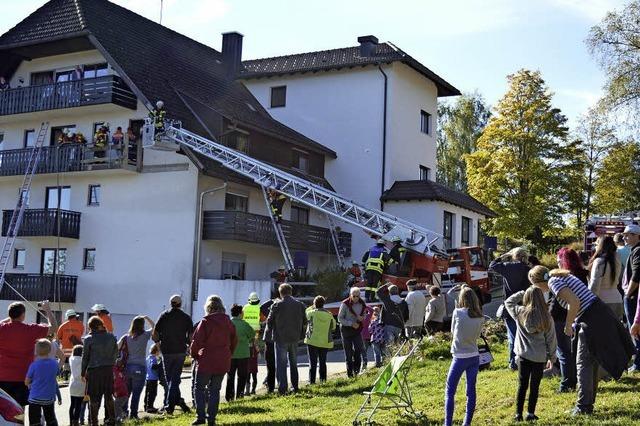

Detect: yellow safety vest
[243, 303, 261, 331]
[365, 251, 386, 274]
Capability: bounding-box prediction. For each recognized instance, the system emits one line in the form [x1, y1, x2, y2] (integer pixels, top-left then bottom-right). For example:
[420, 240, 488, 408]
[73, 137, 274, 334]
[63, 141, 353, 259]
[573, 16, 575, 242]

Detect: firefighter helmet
[156, 100, 164, 108]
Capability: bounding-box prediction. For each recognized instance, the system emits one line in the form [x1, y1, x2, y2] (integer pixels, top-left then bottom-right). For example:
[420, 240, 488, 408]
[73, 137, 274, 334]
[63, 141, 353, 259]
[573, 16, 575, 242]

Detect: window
[420, 110, 431, 135]
[221, 252, 246, 280]
[30, 71, 54, 86]
[443, 211, 454, 249]
[83, 249, 96, 270]
[270, 86, 287, 108]
[290, 205, 309, 225]
[50, 125, 76, 146]
[461, 216, 471, 246]
[224, 192, 248, 212]
[46, 186, 71, 210]
[24, 130, 35, 148]
[41, 248, 66, 274]
[293, 150, 309, 172]
[83, 63, 109, 79]
[55, 70, 74, 83]
[419, 165, 431, 181]
[88, 185, 100, 206]
[14, 249, 25, 269]
[224, 131, 249, 153]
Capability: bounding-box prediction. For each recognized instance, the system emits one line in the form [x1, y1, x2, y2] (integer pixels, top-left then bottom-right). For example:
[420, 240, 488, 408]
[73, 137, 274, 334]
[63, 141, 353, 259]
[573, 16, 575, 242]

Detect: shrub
[538, 252, 557, 269]
[312, 267, 349, 302]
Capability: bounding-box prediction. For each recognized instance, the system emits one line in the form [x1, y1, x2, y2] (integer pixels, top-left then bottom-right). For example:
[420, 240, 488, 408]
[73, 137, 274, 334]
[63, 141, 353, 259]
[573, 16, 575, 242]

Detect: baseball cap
[65, 309, 77, 319]
[623, 224, 640, 235]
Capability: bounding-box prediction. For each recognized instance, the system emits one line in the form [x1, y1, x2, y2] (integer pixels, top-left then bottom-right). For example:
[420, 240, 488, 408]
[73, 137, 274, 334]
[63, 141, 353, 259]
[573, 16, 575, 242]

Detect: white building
[241, 35, 495, 257]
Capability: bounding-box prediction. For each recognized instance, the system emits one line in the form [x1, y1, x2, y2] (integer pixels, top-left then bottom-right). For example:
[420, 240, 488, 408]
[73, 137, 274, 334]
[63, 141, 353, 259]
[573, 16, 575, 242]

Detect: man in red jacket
[190, 295, 237, 426]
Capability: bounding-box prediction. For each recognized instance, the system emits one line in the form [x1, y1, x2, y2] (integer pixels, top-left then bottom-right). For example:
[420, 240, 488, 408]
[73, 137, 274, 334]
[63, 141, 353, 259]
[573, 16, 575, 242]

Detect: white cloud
[545, 0, 623, 22]
[557, 88, 601, 107]
[417, 0, 520, 36]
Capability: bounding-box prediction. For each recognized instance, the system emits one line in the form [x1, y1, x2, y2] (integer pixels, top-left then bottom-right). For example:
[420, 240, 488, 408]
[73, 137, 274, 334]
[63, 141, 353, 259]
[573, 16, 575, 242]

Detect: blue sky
[2, 0, 627, 128]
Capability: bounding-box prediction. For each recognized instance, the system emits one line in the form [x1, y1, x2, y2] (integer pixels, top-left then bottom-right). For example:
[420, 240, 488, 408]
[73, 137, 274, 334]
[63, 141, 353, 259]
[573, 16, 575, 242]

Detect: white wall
[10, 50, 109, 88]
[193, 279, 271, 322]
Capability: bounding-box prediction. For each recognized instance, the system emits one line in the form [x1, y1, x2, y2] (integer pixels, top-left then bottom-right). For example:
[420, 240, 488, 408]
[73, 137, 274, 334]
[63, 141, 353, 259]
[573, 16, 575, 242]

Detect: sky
[1, 0, 628, 129]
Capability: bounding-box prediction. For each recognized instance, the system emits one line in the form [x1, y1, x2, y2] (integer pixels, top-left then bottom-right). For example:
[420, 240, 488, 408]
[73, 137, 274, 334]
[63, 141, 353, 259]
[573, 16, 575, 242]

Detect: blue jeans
[623, 295, 640, 368]
[275, 342, 299, 394]
[162, 353, 185, 410]
[125, 363, 145, 416]
[383, 325, 402, 345]
[194, 372, 223, 423]
[504, 315, 517, 369]
[445, 356, 479, 426]
[555, 320, 576, 390]
[372, 342, 384, 366]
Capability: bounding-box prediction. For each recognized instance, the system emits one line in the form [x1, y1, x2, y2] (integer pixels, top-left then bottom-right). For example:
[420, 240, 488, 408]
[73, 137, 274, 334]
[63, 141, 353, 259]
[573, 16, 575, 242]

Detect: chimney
[221, 32, 244, 77]
[357, 35, 379, 57]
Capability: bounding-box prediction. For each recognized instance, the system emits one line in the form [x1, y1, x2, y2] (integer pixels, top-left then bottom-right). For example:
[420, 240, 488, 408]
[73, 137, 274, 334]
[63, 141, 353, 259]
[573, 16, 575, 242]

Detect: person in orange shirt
[89, 304, 114, 334]
[57, 309, 85, 381]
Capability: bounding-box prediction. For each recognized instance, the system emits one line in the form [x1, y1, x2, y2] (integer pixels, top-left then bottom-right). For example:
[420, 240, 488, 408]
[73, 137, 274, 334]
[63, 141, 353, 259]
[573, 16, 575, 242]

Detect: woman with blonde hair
[528, 266, 633, 416]
[505, 286, 556, 421]
[444, 287, 484, 426]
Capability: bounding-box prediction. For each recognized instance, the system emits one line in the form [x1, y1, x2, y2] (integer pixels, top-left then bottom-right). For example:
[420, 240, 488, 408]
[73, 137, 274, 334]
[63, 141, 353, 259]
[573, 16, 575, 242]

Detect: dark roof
[0, 0, 335, 158]
[241, 42, 460, 97]
[381, 180, 496, 217]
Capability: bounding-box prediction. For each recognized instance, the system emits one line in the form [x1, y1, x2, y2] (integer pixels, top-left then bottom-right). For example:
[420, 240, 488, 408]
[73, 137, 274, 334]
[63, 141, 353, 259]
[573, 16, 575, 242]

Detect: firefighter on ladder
[388, 236, 408, 275]
[268, 188, 287, 223]
[361, 239, 391, 302]
[149, 100, 167, 140]
[270, 265, 288, 292]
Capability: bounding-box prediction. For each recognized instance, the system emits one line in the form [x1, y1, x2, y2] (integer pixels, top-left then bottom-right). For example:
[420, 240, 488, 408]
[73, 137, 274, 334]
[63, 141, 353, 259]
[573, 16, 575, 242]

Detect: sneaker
[145, 408, 159, 414]
[191, 419, 206, 425]
[514, 414, 523, 422]
[628, 365, 640, 373]
[525, 414, 539, 421]
[571, 408, 592, 416]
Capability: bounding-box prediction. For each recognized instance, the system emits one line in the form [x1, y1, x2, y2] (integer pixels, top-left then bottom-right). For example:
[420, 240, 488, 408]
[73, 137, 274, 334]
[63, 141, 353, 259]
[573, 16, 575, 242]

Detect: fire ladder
[0, 122, 49, 297]
[143, 121, 443, 258]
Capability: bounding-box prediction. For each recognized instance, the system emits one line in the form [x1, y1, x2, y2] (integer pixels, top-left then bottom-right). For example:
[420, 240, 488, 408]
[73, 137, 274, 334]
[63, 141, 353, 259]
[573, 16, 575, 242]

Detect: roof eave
[381, 195, 496, 217]
[0, 30, 91, 51]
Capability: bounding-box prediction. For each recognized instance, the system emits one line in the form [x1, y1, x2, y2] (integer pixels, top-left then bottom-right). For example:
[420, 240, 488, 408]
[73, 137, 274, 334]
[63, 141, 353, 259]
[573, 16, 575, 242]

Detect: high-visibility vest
[243, 303, 261, 331]
[365, 251, 386, 274]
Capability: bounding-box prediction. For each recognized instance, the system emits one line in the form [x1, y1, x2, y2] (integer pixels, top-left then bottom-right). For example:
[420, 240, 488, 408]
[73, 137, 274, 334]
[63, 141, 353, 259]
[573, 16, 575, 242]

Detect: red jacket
[190, 313, 237, 375]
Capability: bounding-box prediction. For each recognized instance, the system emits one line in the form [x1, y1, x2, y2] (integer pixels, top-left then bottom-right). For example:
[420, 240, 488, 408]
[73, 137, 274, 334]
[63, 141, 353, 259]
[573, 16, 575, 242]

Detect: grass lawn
[133, 338, 640, 426]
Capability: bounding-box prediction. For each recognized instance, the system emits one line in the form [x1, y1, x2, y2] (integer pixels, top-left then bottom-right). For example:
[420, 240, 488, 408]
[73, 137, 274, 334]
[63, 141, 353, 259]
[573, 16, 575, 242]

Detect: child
[25, 339, 60, 425]
[68, 345, 85, 426]
[360, 306, 373, 370]
[144, 344, 161, 413]
[368, 307, 385, 368]
[444, 287, 485, 426]
[505, 286, 557, 422]
[245, 333, 260, 395]
[113, 362, 129, 422]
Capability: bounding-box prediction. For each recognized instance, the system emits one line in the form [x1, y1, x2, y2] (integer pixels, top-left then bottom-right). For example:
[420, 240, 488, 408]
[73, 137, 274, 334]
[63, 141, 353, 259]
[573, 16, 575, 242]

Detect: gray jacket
[337, 299, 366, 328]
[81, 330, 118, 375]
[266, 295, 307, 345]
[505, 291, 557, 364]
[450, 308, 484, 357]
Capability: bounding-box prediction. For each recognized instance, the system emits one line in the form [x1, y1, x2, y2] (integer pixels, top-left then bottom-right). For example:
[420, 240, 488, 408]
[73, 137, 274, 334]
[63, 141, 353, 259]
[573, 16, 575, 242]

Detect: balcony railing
[0, 274, 77, 303]
[2, 209, 81, 239]
[0, 142, 137, 177]
[0, 75, 137, 116]
[203, 210, 352, 257]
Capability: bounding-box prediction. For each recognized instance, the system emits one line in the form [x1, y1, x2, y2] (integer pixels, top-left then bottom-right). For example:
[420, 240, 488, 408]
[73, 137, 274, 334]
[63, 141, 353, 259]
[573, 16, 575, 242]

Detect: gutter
[378, 65, 388, 211]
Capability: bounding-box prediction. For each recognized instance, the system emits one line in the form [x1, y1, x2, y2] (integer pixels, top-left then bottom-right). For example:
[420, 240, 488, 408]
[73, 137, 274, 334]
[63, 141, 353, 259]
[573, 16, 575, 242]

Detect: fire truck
[583, 213, 639, 256]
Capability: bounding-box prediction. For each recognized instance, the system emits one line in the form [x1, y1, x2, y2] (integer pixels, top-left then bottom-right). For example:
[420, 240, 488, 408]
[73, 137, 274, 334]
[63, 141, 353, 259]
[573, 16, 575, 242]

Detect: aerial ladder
[0, 122, 49, 298]
[143, 120, 445, 264]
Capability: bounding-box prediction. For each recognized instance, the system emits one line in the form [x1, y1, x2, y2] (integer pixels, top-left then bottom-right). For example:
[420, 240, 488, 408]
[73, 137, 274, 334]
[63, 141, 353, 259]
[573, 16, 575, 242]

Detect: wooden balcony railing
[2, 209, 81, 239]
[203, 210, 352, 257]
[0, 274, 77, 303]
[0, 75, 137, 116]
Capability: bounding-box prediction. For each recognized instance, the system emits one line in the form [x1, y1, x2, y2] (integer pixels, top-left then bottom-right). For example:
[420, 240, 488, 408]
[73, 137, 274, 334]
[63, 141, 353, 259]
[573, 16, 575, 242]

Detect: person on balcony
[71, 66, 83, 81]
[94, 126, 109, 159]
[0, 76, 9, 91]
[112, 127, 124, 145]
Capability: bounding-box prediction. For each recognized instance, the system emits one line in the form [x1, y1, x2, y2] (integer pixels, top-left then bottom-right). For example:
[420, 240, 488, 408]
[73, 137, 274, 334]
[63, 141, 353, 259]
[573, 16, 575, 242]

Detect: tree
[592, 140, 640, 214]
[465, 69, 571, 244]
[436, 92, 490, 193]
[587, 1, 640, 117]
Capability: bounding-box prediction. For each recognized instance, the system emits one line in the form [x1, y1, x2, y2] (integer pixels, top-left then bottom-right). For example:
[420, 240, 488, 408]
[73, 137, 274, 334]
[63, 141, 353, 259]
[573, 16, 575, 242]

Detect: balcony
[2, 209, 81, 239]
[203, 210, 352, 257]
[0, 274, 77, 303]
[0, 75, 137, 117]
[0, 142, 138, 177]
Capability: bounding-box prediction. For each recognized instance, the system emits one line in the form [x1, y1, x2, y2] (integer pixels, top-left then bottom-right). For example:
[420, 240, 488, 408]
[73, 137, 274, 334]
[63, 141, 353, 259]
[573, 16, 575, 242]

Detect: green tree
[436, 92, 490, 193]
[587, 1, 640, 115]
[592, 140, 640, 214]
[465, 69, 571, 244]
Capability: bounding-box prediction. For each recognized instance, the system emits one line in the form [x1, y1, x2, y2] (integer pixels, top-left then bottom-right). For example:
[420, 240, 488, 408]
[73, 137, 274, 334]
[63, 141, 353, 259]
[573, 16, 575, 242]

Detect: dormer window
[292, 149, 309, 172]
[271, 86, 287, 108]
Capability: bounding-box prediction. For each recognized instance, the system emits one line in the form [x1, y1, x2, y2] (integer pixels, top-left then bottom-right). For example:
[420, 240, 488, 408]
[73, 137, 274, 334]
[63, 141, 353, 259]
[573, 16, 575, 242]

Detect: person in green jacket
[304, 296, 336, 384]
[226, 304, 255, 401]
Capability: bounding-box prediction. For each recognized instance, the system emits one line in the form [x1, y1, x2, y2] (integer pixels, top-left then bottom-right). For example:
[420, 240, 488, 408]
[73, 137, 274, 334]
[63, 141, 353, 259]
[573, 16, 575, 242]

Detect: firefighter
[389, 236, 408, 275]
[268, 188, 287, 223]
[243, 292, 262, 331]
[346, 261, 362, 287]
[149, 100, 167, 137]
[93, 125, 108, 158]
[269, 265, 288, 292]
[361, 239, 391, 302]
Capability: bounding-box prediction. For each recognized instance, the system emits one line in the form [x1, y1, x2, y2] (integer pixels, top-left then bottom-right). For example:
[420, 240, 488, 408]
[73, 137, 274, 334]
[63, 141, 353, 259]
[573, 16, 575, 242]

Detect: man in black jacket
[260, 291, 279, 393]
[621, 225, 640, 372]
[376, 284, 407, 346]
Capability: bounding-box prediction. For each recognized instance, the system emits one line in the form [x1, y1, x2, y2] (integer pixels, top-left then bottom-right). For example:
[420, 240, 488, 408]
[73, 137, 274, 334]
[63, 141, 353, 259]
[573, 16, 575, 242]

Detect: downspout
[378, 65, 388, 211]
[191, 182, 227, 318]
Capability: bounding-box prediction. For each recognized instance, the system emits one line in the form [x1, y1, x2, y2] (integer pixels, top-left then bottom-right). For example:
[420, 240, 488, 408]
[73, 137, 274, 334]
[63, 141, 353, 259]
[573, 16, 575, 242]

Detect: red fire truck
[583, 214, 639, 256]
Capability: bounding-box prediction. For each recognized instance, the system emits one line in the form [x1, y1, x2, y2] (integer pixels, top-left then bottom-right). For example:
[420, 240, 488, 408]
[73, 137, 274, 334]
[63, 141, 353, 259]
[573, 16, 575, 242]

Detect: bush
[483, 319, 507, 344]
[538, 252, 557, 269]
[312, 267, 349, 302]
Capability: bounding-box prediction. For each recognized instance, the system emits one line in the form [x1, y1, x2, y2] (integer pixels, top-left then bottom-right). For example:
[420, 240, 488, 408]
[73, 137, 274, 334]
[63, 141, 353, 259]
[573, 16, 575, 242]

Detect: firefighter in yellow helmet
[388, 236, 408, 275]
[149, 100, 167, 138]
[268, 188, 287, 223]
[361, 238, 391, 302]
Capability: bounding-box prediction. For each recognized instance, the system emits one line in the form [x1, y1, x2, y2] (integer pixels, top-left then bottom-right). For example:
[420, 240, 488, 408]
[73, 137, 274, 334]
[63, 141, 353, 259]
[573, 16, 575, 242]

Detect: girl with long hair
[588, 236, 622, 319]
[505, 286, 557, 421]
[444, 287, 484, 426]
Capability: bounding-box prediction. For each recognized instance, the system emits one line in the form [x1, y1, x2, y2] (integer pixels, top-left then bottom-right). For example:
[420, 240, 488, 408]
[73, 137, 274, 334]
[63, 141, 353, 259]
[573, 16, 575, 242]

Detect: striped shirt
[549, 274, 597, 318]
